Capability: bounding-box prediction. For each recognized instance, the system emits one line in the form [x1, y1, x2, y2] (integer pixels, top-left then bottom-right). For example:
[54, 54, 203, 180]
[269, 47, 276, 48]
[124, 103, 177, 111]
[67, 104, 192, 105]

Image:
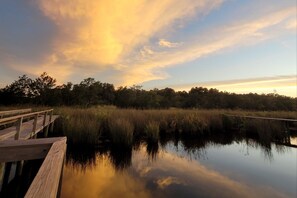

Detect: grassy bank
[53, 106, 297, 147]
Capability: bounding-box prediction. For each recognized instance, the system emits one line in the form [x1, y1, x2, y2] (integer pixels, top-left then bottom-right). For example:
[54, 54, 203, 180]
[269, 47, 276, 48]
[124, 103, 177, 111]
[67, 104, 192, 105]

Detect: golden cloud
[37, 0, 223, 69]
[61, 155, 151, 198]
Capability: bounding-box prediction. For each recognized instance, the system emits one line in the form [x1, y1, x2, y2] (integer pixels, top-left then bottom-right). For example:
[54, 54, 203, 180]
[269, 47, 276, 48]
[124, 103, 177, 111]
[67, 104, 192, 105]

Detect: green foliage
[0, 73, 296, 111]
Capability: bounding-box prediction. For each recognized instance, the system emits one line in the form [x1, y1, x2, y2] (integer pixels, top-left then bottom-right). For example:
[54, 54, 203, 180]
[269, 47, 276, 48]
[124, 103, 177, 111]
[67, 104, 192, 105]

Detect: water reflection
[146, 141, 159, 161]
[62, 135, 297, 198]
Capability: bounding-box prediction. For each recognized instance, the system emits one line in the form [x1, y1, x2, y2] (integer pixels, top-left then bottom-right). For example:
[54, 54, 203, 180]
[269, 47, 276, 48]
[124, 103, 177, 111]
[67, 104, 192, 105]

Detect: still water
[61, 137, 297, 198]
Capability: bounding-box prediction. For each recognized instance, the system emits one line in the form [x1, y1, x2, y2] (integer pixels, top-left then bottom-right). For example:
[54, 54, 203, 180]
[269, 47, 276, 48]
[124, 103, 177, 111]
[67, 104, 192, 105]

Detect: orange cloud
[36, 0, 223, 72]
[61, 155, 151, 198]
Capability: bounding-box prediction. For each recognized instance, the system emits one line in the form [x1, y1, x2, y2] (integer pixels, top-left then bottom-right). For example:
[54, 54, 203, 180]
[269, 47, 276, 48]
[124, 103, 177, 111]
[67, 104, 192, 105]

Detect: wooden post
[44, 111, 49, 137]
[32, 114, 38, 139]
[46, 110, 53, 136]
[2, 162, 12, 188]
[43, 112, 48, 126]
[16, 161, 24, 176]
[44, 126, 49, 138]
[15, 117, 23, 140]
[49, 110, 53, 123]
[50, 121, 55, 133]
[0, 162, 5, 191]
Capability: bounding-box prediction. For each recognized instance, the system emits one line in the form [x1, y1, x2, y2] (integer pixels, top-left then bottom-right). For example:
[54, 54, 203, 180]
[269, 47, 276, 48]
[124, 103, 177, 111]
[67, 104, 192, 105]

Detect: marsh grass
[108, 117, 134, 146]
[144, 121, 160, 142]
[243, 119, 288, 145]
[55, 107, 102, 145]
[52, 106, 295, 146]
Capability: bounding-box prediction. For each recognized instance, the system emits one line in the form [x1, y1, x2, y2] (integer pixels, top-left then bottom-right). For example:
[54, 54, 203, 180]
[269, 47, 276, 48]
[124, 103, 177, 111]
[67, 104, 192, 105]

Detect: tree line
[0, 72, 296, 111]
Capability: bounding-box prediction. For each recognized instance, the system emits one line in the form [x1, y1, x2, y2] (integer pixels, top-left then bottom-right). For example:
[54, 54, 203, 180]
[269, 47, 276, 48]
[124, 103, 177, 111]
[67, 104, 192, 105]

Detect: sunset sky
[0, 0, 296, 97]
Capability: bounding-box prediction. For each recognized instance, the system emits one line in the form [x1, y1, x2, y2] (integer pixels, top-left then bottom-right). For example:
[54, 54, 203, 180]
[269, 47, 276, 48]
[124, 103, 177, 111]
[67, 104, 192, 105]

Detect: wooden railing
[0, 109, 65, 197]
[0, 109, 54, 140]
[0, 137, 67, 198]
[0, 108, 32, 119]
[223, 114, 297, 122]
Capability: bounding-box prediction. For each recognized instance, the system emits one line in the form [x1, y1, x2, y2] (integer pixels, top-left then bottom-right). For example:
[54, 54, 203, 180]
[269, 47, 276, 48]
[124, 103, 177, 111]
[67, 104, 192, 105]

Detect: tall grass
[55, 107, 102, 145]
[144, 121, 159, 142]
[108, 117, 134, 146]
[243, 119, 288, 145]
[53, 106, 294, 146]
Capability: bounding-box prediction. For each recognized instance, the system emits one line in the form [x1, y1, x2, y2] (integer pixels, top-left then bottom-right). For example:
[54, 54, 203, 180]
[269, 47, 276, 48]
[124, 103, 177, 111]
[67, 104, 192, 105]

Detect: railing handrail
[0, 109, 53, 125]
[0, 108, 32, 116]
[223, 114, 297, 122]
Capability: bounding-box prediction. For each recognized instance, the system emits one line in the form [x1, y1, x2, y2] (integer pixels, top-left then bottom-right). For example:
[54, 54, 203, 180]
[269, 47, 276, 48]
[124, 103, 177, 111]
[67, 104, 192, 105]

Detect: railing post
[43, 112, 47, 127]
[15, 117, 23, 140]
[49, 110, 55, 133]
[44, 111, 49, 137]
[49, 110, 53, 123]
[32, 114, 38, 139]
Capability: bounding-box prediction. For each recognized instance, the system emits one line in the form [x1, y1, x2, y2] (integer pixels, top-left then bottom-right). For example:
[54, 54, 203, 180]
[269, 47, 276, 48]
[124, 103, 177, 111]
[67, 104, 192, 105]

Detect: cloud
[171, 75, 297, 97]
[33, 0, 223, 81]
[140, 46, 154, 58]
[285, 18, 296, 30]
[156, 176, 186, 189]
[0, 0, 295, 90]
[62, 155, 151, 198]
[158, 39, 181, 48]
[116, 6, 296, 85]
[132, 146, 289, 198]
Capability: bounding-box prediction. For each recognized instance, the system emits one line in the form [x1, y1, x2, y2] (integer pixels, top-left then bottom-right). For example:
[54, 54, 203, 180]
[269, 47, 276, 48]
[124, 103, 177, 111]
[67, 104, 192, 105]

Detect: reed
[108, 117, 134, 146]
[52, 106, 294, 146]
[55, 107, 101, 145]
[243, 119, 288, 145]
[144, 121, 160, 142]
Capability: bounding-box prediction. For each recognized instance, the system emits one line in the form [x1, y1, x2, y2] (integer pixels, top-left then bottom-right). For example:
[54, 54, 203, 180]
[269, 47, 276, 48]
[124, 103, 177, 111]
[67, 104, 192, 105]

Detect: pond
[61, 136, 297, 198]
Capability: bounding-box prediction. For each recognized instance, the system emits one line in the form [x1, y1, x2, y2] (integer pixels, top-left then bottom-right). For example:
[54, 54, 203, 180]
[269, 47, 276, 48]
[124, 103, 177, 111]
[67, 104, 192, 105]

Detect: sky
[0, 0, 296, 97]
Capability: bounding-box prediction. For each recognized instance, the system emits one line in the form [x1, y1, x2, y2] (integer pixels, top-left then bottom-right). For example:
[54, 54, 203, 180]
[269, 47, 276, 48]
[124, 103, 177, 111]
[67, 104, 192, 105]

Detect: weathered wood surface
[224, 114, 297, 122]
[25, 137, 67, 198]
[0, 109, 65, 198]
[0, 115, 59, 141]
[0, 137, 65, 162]
[0, 109, 53, 125]
[0, 109, 31, 118]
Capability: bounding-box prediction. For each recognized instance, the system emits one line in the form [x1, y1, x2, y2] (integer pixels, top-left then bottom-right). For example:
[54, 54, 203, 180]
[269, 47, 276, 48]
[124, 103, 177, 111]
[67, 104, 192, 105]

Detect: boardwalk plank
[25, 138, 66, 198]
[0, 137, 65, 162]
[0, 115, 59, 141]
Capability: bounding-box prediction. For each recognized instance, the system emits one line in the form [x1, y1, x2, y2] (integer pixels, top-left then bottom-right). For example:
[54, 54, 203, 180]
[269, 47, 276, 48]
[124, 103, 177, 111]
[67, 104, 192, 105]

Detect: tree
[0, 75, 34, 104]
[32, 72, 56, 104]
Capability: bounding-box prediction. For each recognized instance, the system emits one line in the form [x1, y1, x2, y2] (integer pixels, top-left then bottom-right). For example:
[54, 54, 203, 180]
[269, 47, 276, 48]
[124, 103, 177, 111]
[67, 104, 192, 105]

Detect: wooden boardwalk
[223, 114, 297, 123]
[0, 108, 32, 119]
[0, 109, 66, 198]
[0, 109, 59, 141]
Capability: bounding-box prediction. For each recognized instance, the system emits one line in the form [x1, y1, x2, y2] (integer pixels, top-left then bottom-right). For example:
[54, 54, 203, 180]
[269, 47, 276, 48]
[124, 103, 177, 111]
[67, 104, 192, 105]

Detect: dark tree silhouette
[0, 73, 296, 111]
